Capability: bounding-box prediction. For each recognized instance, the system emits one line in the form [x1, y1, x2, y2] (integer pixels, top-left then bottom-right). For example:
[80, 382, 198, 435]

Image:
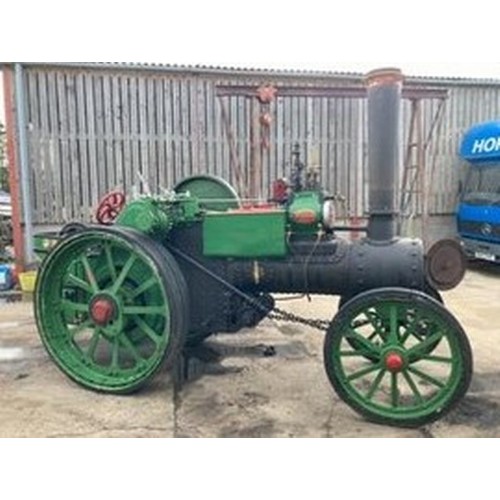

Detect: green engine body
[116, 189, 326, 259]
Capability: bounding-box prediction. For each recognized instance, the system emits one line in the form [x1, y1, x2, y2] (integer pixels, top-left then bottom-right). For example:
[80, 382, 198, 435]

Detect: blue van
[457, 120, 500, 262]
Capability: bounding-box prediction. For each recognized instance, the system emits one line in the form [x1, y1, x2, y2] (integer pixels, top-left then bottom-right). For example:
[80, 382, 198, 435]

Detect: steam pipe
[365, 68, 404, 241]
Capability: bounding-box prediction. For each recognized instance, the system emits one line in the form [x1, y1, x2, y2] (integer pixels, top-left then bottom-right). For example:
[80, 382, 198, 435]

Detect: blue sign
[460, 120, 500, 163]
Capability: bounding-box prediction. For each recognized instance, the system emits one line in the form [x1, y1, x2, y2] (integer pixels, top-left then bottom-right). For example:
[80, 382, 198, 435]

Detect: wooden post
[249, 99, 262, 200]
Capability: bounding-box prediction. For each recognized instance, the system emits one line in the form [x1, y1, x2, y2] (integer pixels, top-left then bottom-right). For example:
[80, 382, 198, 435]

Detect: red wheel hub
[90, 298, 115, 326]
[385, 353, 404, 373]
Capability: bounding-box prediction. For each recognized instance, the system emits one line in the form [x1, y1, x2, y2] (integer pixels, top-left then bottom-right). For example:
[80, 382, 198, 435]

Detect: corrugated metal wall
[20, 64, 500, 225]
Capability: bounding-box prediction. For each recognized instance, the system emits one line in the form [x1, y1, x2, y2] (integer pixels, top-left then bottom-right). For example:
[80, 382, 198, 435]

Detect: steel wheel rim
[35, 230, 172, 393]
[326, 290, 471, 425]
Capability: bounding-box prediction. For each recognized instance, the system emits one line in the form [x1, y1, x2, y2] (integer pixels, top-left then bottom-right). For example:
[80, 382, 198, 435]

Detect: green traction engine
[34, 69, 473, 428]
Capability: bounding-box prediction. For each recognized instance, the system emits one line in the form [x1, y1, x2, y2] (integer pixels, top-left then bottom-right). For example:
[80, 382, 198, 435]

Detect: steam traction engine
[34, 69, 472, 428]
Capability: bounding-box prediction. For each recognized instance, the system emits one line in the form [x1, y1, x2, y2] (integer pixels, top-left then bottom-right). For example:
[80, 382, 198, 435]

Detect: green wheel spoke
[402, 370, 424, 404]
[123, 305, 166, 316]
[399, 313, 422, 345]
[346, 363, 381, 382]
[407, 331, 445, 360]
[111, 254, 137, 293]
[388, 305, 399, 346]
[407, 366, 446, 389]
[60, 300, 89, 314]
[120, 334, 144, 364]
[129, 276, 158, 300]
[66, 274, 93, 294]
[419, 355, 453, 364]
[104, 243, 118, 282]
[366, 369, 386, 400]
[81, 255, 99, 293]
[390, 373, 399, 407]
[346, 328, 381, 359]
[87, 328, 102, 361]
[352, 319, 370, 328]
[132, 315, 163, 345]
[399, 331, 413, 346]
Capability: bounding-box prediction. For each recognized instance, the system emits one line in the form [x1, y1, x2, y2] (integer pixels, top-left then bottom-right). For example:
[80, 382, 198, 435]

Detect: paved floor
[1, 261, 500, 438]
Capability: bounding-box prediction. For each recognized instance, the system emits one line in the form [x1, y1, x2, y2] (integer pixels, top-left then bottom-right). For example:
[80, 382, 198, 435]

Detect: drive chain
[268, 307, 331, 332]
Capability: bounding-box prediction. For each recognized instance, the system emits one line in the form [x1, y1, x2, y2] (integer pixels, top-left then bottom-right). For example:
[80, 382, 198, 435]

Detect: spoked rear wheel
[325, 288, 472, 428]
[35, 227, 188, 394]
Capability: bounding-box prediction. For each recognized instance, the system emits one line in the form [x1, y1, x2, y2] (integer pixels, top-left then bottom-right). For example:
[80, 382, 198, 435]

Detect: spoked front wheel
[324, 288, 472, 428]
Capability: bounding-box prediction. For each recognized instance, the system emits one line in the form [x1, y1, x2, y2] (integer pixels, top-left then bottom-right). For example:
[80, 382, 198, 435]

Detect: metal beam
[14, 64, 35, 264]
[2, 67, 25, 272]
[216, 84, 448, 100]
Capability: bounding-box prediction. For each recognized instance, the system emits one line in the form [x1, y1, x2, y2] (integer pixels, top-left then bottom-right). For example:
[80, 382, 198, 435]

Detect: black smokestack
[365, 68, 404, 241]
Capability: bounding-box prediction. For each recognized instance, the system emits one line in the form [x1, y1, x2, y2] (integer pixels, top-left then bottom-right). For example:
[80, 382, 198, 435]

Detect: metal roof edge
[405, 75, 500, 87]
[6, 62, 363, 81]
[3, 62, 500, 87]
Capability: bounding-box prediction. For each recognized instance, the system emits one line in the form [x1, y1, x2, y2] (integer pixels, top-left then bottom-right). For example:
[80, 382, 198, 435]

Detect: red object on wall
[272, 179, 289, 204]
[257, 85, 278, 104]
[260, 112, 273, 127]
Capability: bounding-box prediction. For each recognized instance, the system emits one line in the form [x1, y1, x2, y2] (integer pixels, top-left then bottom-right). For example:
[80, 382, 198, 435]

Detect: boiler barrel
[230, 238, 425, 297]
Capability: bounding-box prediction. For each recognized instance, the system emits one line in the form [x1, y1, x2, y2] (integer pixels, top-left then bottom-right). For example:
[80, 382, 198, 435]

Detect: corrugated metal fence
[17, 64, 500, 225]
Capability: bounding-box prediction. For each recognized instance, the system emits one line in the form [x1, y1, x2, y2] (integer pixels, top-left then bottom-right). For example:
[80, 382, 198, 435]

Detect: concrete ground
[1, 261, 500, 438]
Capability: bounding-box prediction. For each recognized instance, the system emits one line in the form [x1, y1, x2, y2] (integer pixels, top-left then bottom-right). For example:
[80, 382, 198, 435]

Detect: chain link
[268, 306, 331, 332]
